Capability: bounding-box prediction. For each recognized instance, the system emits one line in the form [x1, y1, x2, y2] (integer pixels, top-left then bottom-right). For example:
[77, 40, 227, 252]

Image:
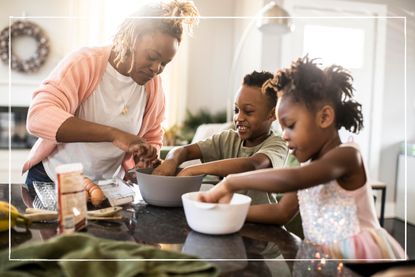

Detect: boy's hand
[152, 159, 177, 176]
[176, 167, 197, 177]
[197, 178, 233, 204]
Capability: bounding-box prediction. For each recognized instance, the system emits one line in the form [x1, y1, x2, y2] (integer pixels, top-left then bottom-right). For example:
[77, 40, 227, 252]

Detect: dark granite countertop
[0, 184, 362, 276]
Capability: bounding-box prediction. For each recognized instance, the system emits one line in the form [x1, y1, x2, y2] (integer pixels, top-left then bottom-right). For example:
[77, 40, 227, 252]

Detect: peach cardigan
[22, 46, 165, 173]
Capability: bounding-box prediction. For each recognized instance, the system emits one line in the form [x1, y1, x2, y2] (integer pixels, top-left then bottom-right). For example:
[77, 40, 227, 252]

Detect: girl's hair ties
[261, 78, 278, 95]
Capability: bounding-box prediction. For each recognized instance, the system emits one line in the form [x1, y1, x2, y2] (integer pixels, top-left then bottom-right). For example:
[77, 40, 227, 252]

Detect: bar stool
[371, 181, 386, 227]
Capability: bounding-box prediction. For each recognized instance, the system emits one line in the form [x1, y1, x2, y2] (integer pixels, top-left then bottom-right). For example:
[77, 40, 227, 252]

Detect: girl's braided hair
[265, 56, 364, 133]
[112, 0, 199, 72]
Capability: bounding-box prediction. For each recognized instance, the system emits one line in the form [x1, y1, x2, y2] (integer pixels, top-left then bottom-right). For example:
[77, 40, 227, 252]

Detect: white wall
[0, 0, 141, 107]
[0, 0, 76, 183]
[0, 0, 76, 107]
[186, 0, 267, 116]
[185, 0, 235, 115]
[381, 0, 414, 214]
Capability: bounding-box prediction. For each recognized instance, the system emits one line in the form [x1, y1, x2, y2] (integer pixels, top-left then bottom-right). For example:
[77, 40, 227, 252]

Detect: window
[303, 25, 365, 69]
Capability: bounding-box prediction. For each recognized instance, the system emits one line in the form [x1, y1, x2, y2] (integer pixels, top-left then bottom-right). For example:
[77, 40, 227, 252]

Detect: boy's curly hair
[243, 71, 276, 109]
[112, 0, 199, 73]
[266, 56, 364, 133]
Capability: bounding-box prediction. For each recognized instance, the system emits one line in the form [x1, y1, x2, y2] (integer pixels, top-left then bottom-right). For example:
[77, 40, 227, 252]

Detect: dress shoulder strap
[340, 142, 372, 184]
[339, 141, 360, 151]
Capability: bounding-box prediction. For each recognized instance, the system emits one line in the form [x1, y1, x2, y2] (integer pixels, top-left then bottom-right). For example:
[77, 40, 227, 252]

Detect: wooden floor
[384, 218, 415, 259]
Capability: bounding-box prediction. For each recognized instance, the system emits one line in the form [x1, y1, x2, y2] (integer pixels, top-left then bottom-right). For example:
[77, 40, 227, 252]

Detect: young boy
[153, 71, 288, 205]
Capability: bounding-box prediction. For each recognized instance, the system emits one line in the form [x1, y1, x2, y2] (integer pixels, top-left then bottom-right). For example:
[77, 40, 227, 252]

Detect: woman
[22, 0, 199, 197]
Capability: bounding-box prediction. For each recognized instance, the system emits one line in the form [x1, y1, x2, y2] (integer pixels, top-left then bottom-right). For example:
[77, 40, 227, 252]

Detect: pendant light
[257, 1, 293, 34]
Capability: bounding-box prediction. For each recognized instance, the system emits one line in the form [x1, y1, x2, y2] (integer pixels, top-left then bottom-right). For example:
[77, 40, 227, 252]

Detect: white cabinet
[395, 153, 415, 225]
[0, 149, 29, 184]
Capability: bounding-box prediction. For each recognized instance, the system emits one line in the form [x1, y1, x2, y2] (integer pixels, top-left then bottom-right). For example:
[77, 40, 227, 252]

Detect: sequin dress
[296, 143, 405, 259]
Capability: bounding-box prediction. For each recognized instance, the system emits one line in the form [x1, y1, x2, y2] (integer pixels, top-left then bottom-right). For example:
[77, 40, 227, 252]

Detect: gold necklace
[120, 86, 136, 116]
[121, 104, 129, 115]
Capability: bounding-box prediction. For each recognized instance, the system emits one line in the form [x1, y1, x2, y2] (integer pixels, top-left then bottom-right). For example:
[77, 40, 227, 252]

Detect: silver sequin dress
[296, 143, 405, 259]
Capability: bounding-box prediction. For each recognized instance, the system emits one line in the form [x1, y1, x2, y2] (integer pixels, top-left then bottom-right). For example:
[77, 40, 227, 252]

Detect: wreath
[0, 20, 50, 73]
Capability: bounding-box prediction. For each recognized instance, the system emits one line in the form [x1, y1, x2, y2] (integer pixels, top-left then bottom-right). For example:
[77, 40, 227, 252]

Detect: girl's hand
[152, 160, 177, 176]
[197, 178, 233, 204]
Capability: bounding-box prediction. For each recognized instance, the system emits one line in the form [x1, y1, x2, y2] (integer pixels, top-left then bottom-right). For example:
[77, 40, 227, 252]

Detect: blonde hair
[112, 0, 199, 72]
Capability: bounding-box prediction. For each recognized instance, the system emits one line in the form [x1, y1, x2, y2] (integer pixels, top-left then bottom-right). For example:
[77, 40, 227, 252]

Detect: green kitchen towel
[0, 233, 219, 277]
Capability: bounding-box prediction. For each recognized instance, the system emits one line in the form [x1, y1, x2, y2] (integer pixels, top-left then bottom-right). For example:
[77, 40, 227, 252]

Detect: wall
[186, 0, 267, 117]
[382, 0, 414, 214]
[0, 0, 76, 107]
[0, 0, 75, 183]
[185, 0, 235, 115]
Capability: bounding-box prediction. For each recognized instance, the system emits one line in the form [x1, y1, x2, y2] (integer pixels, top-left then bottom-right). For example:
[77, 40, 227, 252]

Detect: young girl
[199, 57, 405, 260]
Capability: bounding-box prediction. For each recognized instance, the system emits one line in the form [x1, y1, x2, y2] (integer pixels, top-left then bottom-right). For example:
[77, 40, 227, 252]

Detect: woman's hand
[111, 129, 149, 154]
[134, 156, 161, 169]
[111, 129, 159, 168]
[152, 159, 177, 176]
[197, 177, 233, 204]
[133, 146, 159, 169]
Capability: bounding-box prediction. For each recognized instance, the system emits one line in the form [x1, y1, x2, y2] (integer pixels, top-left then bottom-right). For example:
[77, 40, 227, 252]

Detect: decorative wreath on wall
[0, 20, 50, 73]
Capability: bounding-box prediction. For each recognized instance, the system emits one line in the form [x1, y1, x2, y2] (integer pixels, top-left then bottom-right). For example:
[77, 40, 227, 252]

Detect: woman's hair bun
[162, 0, 199, 34]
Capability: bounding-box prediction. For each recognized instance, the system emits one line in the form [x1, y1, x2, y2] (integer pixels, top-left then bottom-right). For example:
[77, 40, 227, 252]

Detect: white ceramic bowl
[134, 168, 203, 207]
[182, 191, 252, 235]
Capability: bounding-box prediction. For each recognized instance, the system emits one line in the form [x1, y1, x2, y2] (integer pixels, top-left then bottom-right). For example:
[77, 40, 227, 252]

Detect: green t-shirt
[197, 129, 288, 204]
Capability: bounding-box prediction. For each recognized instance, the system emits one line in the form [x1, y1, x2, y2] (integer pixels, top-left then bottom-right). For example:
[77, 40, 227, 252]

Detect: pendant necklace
[121, 104, 129, 115]
[121, 86, 135, 116]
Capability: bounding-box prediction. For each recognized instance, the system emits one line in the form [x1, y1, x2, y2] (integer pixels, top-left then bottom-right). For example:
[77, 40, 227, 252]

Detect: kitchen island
[0, 184, 360, 276]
